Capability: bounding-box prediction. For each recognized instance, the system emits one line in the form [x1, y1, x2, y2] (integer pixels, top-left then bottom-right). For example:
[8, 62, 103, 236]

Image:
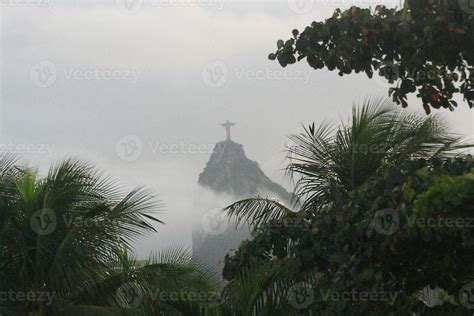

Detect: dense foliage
[224, 158, 474, 314]
[222, 100, 474, 314]
[0, 157, 220, 316]
[269, 0, 474, 113]
[0, 104, 472, 315]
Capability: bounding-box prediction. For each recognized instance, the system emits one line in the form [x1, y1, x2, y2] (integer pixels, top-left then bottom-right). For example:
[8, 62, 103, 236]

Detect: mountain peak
[198, 139, 291, 201]
[194, 138, 291, 274]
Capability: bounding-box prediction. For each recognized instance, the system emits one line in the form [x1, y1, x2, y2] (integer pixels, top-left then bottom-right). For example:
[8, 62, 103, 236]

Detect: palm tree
[0, 157, 219, 315]
[59, 246, 221, 316]
[220, 258, 317, 315]
[219, 98, 472, 315]
[224, 97, 469, 227]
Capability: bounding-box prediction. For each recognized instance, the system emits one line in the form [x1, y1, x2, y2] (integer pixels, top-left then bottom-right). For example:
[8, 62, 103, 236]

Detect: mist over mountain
[194, 135, 291, 276]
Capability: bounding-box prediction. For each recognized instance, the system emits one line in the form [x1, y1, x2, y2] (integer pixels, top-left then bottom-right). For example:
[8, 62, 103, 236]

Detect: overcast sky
[1, 0, 473, 257]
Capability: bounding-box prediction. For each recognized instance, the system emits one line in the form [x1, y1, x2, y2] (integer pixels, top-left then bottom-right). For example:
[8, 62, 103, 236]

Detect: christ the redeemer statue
[220, 120, 236, 141]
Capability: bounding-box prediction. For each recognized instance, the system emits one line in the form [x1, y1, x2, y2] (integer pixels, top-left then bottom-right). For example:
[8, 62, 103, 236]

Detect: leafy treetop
[269, 0, 474, 113]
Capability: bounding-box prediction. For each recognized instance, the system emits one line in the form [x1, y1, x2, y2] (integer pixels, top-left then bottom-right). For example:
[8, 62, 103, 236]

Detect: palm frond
[224, 198, 296, 229]
[74, 246, 220, 316]
[0, 158, 164, 314]
[222, 259, 319, 315]
[285, 97, 472, 212]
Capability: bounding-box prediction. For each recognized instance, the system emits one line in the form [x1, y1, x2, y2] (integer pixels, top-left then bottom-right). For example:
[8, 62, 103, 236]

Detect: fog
[1, 0, 473, 258]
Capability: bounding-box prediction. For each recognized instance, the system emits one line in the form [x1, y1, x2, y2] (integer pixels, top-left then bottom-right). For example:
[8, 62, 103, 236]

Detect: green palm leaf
[0, 159, 163, 314]
[224, 198, 295, 229]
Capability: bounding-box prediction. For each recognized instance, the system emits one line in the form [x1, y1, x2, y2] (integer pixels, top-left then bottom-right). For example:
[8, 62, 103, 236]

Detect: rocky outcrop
[198, 140, 291, 200]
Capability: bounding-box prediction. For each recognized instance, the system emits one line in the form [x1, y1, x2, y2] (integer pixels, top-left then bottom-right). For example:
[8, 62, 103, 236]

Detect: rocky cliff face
[193, 139, 291, 277]
[198, 140, 291, 200]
